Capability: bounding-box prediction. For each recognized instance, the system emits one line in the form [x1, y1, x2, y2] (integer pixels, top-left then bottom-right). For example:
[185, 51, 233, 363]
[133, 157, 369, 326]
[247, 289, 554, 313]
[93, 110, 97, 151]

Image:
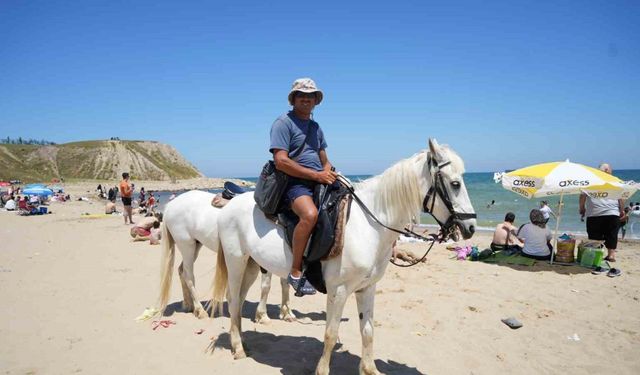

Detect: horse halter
[422, 155, 477, 239]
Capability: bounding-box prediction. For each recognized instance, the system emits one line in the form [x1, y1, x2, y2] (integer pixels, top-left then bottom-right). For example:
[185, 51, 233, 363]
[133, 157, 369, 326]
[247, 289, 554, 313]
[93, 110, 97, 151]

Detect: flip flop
[607, 268, 622, 278]
[151, 320, 176, 330]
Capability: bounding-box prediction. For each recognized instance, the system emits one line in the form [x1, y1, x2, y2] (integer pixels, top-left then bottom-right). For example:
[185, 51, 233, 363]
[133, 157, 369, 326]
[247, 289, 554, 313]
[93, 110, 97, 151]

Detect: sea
[152, 169, 640, 240]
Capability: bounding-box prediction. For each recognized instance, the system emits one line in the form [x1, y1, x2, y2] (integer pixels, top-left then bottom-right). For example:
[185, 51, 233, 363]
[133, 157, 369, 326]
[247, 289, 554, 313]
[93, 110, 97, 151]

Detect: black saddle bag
[254, 161, 289, 215]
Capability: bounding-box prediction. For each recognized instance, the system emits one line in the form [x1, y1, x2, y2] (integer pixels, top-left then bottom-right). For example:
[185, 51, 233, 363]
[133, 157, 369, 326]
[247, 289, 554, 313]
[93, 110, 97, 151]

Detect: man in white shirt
[4, 196, 16, 211]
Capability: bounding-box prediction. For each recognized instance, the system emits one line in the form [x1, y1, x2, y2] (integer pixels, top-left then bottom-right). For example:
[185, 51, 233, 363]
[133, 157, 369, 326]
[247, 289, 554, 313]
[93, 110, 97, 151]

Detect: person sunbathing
[490, 212, 523, 252]
[130, 214, 163, 242]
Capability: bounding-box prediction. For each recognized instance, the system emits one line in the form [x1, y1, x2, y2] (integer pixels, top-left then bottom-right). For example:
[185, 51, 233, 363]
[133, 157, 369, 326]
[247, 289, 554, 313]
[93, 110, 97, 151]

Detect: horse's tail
[210, 237, 228, 317]
[157, 221, 176, 316]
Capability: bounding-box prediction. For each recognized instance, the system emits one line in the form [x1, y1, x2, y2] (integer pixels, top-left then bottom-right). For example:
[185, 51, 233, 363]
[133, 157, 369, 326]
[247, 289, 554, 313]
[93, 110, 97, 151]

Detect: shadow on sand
[163, 300, 346, 323]
[210, 331, 424, 375]
[482, 259, 596, 275]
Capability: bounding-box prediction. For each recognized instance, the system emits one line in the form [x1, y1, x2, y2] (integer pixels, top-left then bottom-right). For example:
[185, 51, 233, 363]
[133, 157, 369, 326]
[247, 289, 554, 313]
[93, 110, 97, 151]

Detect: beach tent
[22, 186, 54, 197]
[500, 160, 638, 264]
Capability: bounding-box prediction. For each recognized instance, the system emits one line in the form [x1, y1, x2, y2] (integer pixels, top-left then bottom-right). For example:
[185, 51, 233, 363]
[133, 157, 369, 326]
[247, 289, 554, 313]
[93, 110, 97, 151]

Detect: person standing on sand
[269, 77, 337, 296]
[120, 172, 134, 224]
[539, 200, 556, 224]
[579, 163, 625, 277]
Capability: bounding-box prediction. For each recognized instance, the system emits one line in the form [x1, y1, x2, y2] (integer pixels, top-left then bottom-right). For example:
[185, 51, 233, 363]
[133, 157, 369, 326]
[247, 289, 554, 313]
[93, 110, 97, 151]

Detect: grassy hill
[0, 140, 203, 182]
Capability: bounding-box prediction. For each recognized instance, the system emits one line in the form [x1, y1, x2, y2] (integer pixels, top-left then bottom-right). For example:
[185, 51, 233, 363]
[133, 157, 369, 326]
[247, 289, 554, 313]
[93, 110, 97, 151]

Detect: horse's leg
[178, 262, 193, 312]
[180, 243, 207, 319]
[355, 284, 380, 375]
[279, 276, 296, 322]
[255, 269, 272, 324]
[226, 255, 250, 359]
[176, 240, 197, 312]
[316, 285, 349, 375]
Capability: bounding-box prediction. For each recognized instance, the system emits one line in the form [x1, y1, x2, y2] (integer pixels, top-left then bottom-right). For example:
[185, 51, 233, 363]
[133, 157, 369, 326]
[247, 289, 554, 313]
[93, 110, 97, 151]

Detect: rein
[336, 176, 436, 268]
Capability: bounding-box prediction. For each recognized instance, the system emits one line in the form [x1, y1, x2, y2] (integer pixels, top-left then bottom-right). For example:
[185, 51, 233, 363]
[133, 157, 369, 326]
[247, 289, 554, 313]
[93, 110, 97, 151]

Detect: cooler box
[39, 206, 48, 214]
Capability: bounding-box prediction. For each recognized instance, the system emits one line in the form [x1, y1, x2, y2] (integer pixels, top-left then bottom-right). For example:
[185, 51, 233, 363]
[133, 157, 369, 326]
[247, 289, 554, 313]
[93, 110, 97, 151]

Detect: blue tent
[22, 186, 54, 197]
[24, 183, 47, 189]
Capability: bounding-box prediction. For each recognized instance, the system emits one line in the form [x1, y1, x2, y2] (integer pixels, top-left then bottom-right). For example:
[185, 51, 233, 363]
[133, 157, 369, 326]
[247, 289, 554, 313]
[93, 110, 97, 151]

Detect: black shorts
[586, 215, 620, 250]
[122, 197, 132, 206]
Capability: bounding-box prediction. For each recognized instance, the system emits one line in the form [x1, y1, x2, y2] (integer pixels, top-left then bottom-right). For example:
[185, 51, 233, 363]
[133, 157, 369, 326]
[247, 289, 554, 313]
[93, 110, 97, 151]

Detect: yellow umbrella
[501, 160, 638, 264]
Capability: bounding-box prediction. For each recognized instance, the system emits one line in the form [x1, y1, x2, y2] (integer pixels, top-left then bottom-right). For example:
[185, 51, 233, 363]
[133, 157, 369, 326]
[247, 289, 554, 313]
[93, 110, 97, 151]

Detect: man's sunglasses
[295, 92, 316, 99]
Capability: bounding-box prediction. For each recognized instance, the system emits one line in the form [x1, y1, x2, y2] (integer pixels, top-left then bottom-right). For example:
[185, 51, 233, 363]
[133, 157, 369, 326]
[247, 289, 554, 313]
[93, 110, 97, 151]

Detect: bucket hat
[288, 78, 323, 106]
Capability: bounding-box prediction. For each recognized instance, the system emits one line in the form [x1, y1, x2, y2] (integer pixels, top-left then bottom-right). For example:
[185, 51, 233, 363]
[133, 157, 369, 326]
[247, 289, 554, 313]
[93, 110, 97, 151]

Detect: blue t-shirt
[269, 111, 327, 172]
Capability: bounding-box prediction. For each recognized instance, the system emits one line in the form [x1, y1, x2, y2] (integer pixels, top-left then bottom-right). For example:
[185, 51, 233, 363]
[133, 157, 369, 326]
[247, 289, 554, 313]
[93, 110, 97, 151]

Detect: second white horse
[156, 190, 295, 323]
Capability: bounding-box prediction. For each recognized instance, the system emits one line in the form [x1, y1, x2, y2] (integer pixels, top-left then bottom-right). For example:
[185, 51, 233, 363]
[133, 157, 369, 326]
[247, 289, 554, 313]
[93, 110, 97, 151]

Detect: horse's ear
[428, 138, 441, 159]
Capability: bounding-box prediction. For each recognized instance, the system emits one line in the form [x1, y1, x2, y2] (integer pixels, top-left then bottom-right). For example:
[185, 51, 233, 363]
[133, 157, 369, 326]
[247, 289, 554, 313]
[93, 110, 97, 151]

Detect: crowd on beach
[0, 183, 70, 215]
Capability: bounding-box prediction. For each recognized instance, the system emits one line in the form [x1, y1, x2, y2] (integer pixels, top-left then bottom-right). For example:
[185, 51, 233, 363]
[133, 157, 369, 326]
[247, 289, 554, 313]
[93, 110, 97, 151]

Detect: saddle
[212, 181, 249, 208]
[278, 182, 352, 294]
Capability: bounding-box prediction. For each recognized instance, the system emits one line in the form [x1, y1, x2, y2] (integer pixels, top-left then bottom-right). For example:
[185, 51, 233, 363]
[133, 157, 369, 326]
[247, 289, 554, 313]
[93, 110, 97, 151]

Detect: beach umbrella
[500, 160, 638, 263]
[22, 186, 54, 197]
[0, 181, 10, 187]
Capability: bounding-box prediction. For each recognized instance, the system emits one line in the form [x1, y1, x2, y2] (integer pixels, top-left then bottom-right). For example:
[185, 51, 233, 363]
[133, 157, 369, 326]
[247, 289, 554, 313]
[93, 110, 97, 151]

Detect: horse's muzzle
[456, 219, 476, 240]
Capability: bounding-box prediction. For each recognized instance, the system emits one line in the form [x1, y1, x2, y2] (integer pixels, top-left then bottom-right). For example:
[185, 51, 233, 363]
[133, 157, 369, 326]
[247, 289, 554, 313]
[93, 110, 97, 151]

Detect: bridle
[422, 155, 477, 241]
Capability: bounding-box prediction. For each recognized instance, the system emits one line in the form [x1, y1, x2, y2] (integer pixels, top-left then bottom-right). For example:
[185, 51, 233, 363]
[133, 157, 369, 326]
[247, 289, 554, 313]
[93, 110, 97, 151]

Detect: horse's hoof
[255, 314, 271, 325]
[280, 308, 297, 322]
[233, 349, 247, 360]
[281, 313, 297, 322]
[360, 364, 381, 375]
[194, 308, 208, 319]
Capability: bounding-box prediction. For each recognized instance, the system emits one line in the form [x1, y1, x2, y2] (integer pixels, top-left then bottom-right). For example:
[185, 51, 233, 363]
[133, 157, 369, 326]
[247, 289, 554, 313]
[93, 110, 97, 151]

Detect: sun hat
[288, 78, 323, 106]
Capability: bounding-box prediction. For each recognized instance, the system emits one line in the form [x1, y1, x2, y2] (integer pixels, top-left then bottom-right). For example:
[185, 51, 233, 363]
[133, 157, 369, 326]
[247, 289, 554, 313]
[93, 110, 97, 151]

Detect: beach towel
[80, 213, 112, 219]
[481, 250, 537, 266]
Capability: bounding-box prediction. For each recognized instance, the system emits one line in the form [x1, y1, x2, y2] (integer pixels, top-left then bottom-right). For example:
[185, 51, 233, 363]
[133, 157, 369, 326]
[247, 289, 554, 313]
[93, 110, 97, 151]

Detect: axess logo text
[512, 179, 536, 187]
[511, 187, 530, 197]
[558, 180, 589, 187]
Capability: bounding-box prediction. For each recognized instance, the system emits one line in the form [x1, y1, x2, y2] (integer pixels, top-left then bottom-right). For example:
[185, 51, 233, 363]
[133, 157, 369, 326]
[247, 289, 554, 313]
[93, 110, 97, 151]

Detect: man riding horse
[269, 78, 337, 296]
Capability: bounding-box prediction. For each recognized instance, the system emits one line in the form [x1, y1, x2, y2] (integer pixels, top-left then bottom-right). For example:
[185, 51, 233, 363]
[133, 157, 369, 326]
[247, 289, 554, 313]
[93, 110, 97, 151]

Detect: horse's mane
[354, 144, 464, 224]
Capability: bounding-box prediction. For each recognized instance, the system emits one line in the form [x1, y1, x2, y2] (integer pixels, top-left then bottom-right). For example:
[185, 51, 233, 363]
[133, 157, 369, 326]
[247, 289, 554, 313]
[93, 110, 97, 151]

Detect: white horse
[212, 139, 476, 374]
[157, 190, 295, 323]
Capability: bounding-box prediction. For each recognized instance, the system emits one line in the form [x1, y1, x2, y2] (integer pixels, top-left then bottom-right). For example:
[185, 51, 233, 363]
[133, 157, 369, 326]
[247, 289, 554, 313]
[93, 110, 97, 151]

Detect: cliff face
[0, 140, 203, 182]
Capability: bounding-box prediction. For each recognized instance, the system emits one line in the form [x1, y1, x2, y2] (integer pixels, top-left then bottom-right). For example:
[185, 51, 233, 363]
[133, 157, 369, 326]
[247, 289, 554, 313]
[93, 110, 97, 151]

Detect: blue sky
[1, 0, 639, 177]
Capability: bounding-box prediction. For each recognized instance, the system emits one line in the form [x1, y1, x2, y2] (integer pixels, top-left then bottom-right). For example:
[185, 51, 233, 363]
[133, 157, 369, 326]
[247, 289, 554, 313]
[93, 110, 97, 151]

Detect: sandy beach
[1, 193, 639, 375]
